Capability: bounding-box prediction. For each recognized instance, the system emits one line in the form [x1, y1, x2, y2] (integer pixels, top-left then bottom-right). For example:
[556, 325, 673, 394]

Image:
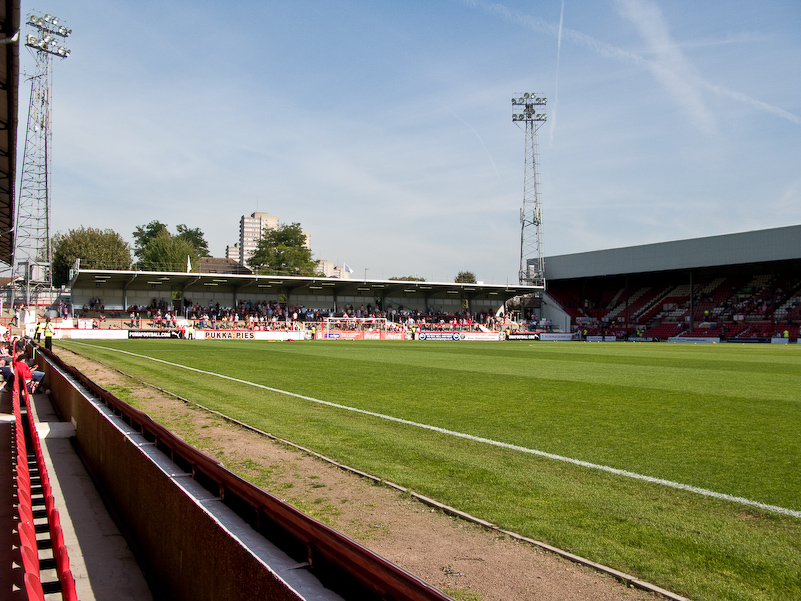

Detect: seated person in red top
[13, 350, 45, 393]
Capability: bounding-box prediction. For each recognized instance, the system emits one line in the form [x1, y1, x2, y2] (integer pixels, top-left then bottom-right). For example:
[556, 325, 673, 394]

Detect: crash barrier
[12, 372, 79, 601]
[36, 347, 453, 601]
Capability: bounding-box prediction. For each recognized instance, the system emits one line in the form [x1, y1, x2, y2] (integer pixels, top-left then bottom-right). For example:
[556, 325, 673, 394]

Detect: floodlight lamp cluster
[28, 13, 71, 36]
[26, 12, 71, 58]
[511, 92, 547, 122]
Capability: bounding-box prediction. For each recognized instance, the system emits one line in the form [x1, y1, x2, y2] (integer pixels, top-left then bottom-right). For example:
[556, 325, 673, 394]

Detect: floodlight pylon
[511, 93, 546, 287]
[12, 12, 71, 304]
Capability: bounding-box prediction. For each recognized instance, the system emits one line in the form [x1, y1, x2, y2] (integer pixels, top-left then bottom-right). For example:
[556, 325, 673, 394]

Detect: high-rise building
[316, 260, 336, 277]
[231, 212, 312, 267]
[239, 212, 279, 266]
[225, 243, 240, 262]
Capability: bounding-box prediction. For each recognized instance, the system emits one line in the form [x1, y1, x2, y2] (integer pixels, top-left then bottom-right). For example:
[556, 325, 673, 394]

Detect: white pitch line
[69, 342, 801, 519]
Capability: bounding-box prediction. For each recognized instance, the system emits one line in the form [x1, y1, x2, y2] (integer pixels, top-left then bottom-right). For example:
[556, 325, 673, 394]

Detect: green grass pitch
[56, 339, 801, 601]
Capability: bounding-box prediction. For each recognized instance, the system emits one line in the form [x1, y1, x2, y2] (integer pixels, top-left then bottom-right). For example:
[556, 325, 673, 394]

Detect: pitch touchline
[72, 342, 801, 519]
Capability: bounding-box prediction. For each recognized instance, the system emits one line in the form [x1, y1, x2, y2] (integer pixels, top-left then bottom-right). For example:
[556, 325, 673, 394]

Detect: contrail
[460, 0, 801, 127]
[444, 106, 504, 188]
[550, 0, 565, 144]
[616, 0, 716, 134]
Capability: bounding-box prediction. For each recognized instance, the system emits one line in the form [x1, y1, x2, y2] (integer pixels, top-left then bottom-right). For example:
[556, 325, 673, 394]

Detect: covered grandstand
[542, 225, 801, 342]
[66, 267, 539, 321]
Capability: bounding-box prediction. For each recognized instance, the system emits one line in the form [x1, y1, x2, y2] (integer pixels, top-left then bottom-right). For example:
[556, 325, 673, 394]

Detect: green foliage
[388, 275, 426, 281]
[137, 229, 200, 272]
[247, 222, 316, 276]
[454, 271, 477, 283]
[51, 227, 132, 285]
[176, 224, 210, 257]
[132, 220, 168, 261]
[133, 221, 210, 270]
[58, 340, 801, 601]
[442, 588, 483, 601]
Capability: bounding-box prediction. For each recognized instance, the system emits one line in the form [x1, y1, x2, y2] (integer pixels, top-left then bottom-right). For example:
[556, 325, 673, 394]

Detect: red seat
[59, 569, 79, 601]
[44, 493, 56, 516]
[18, 520, 38, 552]
[16, 467, 31, 490]
[39, 465, 50, 487]
[40, 476, 52, 501]
[32, 434, 44, 461]
[51, 523, 66, 556]
[24, 571, 46, 601]
[48, 505, 61, 528]
[18, 501, 35, 528]
[20, 544, 40, 578]
[15, 433, 26, 458]
[16, 484, 32, 512]
[56, 544, 72, 580]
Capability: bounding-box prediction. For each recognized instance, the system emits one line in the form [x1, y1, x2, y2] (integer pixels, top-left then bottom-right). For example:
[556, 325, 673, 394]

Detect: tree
[137, 229, 201, 272]
[133, 221, 210, 270]
[176, 224, 210, 257]
[454, 271, 477, 283]
[388, 275, 426, 282]
[247, 222, 316, 276]
[133, 220, 168, 262]
[51, 227, 132, 285]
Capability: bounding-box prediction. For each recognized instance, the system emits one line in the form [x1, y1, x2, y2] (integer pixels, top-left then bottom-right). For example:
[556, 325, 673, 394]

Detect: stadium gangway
[41, 347, 454, 601]
[12, 371, 79, 601]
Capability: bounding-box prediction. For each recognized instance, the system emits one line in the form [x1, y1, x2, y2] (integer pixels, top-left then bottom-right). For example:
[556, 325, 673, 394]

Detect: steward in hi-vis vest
[43, 318, 55, 351]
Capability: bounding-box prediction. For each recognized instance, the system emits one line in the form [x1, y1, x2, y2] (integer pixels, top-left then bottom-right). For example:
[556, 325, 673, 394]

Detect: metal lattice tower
[13, 12, 71, 300]
[511, 93, 546, 287]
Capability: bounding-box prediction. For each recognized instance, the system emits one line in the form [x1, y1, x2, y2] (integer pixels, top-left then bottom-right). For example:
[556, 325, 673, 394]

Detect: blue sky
[17, 0, 801, 283]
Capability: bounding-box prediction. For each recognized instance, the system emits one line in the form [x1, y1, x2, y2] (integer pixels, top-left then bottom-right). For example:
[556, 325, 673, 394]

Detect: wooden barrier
[37, 347, 453, 601]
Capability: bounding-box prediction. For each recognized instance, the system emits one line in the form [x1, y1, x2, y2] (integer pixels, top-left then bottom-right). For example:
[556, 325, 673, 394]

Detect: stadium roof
[0, 0, 19, 267]
[545, 225, 801, 281]
[70, 268, 541, 307]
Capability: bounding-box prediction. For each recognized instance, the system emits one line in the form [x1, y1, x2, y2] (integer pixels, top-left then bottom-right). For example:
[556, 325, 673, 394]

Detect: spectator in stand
[13, 349, 45, 393]
[0, 339, 14, 391]
[0, 360, 13, 392]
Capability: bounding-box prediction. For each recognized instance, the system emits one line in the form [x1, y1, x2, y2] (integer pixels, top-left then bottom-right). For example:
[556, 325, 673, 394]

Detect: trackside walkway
[1, 390, 153, 601]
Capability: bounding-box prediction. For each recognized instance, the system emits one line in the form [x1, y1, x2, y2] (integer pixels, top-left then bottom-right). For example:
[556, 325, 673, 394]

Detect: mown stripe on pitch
[70, 342, 801, 519]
